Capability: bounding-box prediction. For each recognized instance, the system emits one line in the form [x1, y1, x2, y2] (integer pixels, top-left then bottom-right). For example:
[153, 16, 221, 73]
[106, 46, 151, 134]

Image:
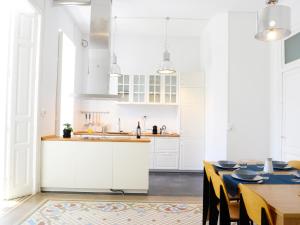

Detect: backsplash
[74, 100, 180, 133]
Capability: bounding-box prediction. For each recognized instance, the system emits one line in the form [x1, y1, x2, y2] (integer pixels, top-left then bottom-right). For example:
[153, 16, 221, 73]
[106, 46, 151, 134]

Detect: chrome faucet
[160, 125, 167, 135]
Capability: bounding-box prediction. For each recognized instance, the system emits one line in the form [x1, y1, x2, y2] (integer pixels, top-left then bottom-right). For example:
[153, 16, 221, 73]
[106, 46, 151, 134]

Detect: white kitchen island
[41, 136, 150, 194]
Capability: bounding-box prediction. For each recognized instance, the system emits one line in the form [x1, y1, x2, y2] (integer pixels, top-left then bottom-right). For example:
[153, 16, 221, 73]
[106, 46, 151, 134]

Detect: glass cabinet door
[164, 75, 177, 104]
[133, 75, 145, 103]
[149, 75, 161, 103]
[118, 75, 130, 102]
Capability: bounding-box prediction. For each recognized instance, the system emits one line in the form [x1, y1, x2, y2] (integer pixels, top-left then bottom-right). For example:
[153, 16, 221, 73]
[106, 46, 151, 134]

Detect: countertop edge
[73, 131, 180, 137]
[41, 135, 151, 143]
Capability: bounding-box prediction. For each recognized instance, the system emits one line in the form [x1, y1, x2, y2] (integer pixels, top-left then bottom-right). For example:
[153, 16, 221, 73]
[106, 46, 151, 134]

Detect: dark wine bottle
[136, 121, 141, 139]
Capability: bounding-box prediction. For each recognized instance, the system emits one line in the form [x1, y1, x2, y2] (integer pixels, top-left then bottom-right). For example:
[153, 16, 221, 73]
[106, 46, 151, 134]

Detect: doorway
[55, 32, 76, 136]
[0, 0, 41, 201]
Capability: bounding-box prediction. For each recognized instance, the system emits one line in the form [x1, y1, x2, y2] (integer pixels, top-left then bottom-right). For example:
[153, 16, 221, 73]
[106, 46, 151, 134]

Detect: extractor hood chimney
[54, 0, 119, 100]
[53, 0, 91, 5]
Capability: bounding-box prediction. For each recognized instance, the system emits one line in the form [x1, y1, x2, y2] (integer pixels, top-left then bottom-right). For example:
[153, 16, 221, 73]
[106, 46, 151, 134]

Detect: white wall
[76, 34, 203, 133]
[269, 1, 300, 159]
[115, 35, 202, 75]
[75, 100, 179, 132]
[39, 0, 84, 135]
[227, 12, 270, 161]
[204, 12, 271, 161]
[203, 13, 229, 161]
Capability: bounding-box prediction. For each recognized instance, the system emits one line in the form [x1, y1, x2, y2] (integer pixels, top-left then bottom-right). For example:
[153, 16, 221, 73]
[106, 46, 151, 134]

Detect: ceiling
[65, 0, 296, 37]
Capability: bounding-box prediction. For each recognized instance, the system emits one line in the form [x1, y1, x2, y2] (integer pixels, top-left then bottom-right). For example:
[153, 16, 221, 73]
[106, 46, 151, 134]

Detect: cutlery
[85, 113, 88, 126]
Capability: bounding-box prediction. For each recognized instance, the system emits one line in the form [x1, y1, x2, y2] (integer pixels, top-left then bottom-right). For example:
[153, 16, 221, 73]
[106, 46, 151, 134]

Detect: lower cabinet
[113, 143, 149, 190]
[154, 152, 179, 169]
[41, 141, 149, 193]
[150, 137, 180, 170]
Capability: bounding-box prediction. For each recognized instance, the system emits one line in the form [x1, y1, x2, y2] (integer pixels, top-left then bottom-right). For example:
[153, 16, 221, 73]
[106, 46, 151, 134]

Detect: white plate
[214, 163, 240, 170]
[294, 173, 300, 178]
[231, 174, 263, 182]
[273, 165, 293, 170]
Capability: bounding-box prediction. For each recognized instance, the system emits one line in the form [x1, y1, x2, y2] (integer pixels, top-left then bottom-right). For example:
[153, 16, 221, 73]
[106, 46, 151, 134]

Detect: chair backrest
[210, 172, 230, 204]
[239, 184, 274, 225]
[288, 160, 300, 170]
[203, 161, 216, 180]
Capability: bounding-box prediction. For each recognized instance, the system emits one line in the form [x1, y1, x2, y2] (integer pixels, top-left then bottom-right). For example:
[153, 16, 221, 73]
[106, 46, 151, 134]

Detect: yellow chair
[239, 184, 274, 225]
[288, 160, 300, 170]
[202, 161, 217, 225]
[210, 172, 239, 225]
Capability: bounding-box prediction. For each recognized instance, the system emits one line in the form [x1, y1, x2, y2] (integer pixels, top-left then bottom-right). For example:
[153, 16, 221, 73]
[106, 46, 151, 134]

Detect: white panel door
[282, 67, 300, 160]
[179, 86, 205, 170]
[7, 11, 39, 199]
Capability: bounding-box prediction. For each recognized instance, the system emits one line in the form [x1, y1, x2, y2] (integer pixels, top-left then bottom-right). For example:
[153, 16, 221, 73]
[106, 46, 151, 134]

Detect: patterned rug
[20, 200, 202, 225]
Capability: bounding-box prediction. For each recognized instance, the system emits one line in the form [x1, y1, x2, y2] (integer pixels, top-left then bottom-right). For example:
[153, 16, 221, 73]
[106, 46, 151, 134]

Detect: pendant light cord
[113, 16, 117, 54]
[164, 17, 170, 51]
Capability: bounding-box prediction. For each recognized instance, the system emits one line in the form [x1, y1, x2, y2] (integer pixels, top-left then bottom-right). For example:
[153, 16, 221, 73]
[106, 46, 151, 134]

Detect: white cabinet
[148, 75, 162, 103]
[154, 153, 179, 169]
[179, 76, 205, 170]
[41, 141, 149, 193]
[164, 75, 178, 104]
[113, 143, 149, 190]
[42, 141, 113, 189]
[118, 74, 130, 102]
[117, 74, 179, 105]
[132, 75, 146, 103]
[151, 137, 180, 170]
[74, 142, 113, 189]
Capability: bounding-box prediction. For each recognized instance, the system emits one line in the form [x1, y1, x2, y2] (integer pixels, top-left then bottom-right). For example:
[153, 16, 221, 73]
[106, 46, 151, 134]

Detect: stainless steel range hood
[80, 0, 119, 100]
[55, 0, 119, 100]
[53, 0, 91, 6]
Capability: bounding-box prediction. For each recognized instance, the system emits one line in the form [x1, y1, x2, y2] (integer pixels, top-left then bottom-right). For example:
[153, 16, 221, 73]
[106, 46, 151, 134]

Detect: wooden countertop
[73, 131, 180, 137]
[41, 135, 151, 143]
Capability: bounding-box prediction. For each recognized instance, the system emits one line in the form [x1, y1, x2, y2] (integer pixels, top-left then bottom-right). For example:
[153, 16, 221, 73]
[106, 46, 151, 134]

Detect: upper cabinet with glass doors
[149, 75, 161, 104]
[133, 75, 146, 103]
[164, 75, 178, 104]
[118, 74, 130, 102]
[117, 74, 179, 105]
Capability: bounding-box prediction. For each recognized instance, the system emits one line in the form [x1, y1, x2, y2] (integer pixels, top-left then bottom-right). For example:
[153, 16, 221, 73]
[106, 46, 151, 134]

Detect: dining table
[214, 162, 300, 225]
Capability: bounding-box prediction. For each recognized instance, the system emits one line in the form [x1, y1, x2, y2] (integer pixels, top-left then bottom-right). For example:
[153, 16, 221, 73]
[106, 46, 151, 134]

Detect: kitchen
[1, 0, 300, 224]
[38, 0, 205, 194]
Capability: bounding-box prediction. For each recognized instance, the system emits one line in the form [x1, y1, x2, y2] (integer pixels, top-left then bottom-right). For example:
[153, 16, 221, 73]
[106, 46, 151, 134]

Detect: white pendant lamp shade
[255, 1, 291, 42]
[158, 17, 176, 74]
[157, 50, 176, 74]
[110, 53, 121, 77]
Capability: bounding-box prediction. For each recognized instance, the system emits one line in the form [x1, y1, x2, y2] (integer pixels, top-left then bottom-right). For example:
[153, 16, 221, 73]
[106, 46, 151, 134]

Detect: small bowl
[272, 161, 288, 169]
[234, 170, 258, 180]
[217, 160, 237, 169]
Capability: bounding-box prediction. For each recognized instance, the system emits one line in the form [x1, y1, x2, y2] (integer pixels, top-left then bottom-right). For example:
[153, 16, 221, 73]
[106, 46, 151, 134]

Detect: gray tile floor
[149, 172, 203, 196]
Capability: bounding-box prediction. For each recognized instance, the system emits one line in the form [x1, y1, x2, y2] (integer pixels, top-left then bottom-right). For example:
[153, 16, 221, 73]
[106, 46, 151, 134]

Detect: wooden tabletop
[213, 162, 300, 225]
[246, 185, 300, 225]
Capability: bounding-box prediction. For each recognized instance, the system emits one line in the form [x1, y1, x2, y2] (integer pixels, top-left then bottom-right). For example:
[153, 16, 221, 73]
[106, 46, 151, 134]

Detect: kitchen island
[41, 136, 151, 194]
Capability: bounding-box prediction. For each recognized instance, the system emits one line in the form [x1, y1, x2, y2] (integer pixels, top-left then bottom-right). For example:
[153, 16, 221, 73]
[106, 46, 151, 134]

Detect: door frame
[3, 1, 42, 199]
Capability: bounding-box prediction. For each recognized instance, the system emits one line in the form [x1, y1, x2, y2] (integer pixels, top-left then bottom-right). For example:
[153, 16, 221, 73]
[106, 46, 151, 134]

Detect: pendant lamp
[158, 17, 176, 74]
[255, 0, 291, 42]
